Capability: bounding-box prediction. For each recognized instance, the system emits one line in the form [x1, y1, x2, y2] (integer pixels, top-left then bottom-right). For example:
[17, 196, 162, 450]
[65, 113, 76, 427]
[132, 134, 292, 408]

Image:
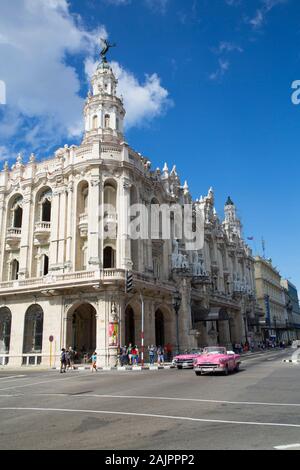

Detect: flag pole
[140, 291, 144, 367]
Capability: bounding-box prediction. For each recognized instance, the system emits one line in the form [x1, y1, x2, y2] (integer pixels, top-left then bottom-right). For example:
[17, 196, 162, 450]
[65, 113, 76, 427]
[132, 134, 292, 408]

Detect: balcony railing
[7, 228, 21, 237]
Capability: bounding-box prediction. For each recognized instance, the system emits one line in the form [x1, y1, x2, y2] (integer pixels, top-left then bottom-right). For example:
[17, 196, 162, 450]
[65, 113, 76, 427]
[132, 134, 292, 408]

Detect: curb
[54, 365, 172, 372]
[283, 359, 300, 364]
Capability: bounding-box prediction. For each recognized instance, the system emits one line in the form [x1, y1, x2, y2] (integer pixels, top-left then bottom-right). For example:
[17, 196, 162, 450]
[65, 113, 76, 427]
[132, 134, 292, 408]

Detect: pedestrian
[60, 348, 67, 374]
[90, 351, 97, 372]
[165, 343, 173, 362]
[148, 345, 156, 365]
[157, 345, 164, 365]
[68, 346, 75, 369]
[127, 343, 133, 365]
[120, 345, 128, 366]
[132, 345, 139, 365]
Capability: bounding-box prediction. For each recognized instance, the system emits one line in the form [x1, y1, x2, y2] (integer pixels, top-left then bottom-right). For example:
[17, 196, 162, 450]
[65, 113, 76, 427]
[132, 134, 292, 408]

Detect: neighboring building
[281, 279, 300, 341]
[0, 53, 261, 367]
[254, 257, 288, 342]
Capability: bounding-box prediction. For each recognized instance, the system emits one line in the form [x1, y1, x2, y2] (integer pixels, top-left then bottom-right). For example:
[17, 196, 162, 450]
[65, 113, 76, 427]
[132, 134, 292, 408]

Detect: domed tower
[83, 44, 125, 145]
[224, 196, 242, 239]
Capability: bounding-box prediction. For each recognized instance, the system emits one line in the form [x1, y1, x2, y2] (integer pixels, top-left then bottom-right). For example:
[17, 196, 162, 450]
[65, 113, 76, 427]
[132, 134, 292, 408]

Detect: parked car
[172, 349, 203, 369]
[194, 346, 241, 376]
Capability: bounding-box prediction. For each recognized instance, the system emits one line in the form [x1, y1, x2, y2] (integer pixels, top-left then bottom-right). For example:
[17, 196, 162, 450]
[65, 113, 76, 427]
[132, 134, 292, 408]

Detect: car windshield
[177, 349, 202, 355]
[203, 347, 226, 355]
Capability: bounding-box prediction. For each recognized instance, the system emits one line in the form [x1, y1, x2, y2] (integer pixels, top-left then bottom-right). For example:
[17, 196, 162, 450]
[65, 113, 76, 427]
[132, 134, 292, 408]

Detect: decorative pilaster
[87, 171, 102, 270]
[18, 188, 33, 279]
[118, 177, 132, 270]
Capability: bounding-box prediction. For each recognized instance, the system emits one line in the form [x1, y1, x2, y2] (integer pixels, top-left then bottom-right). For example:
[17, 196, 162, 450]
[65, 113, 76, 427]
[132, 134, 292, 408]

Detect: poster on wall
[108, 322, 119, 347]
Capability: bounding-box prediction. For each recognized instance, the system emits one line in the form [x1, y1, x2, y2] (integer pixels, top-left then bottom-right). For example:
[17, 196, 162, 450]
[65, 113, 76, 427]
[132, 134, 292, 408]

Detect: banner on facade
[108, 322, 119, 347]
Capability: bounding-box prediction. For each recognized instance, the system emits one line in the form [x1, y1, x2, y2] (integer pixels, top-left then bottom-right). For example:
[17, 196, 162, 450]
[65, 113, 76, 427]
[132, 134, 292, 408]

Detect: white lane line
[0, 374, 85, 392]
[274, 444, 300, 450]
[1, 407, 300, 429]
[0, 376, 26, 382]
[26, 393, 300, 409]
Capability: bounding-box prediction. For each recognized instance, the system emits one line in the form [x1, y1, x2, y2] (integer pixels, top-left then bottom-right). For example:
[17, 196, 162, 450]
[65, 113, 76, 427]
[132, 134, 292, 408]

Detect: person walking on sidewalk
[60, 348, 67, 374]
[157, 345, 164, 365]
[91, 351, 97, 372]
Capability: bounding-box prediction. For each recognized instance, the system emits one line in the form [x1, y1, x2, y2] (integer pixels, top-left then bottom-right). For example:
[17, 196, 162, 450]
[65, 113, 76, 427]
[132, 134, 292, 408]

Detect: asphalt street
[0, 349, 299, 450]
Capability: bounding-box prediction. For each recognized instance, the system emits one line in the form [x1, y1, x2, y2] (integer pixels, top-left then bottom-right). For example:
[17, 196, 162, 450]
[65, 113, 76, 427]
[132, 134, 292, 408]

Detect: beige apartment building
[254, 256, 288, 342]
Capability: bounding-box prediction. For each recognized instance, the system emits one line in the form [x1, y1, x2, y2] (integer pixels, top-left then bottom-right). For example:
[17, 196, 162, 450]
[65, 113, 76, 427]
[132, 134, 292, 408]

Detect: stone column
[87, 171, 101, 270]
[49, 189, 61, 271]
[65, 182, 74, 271]
[8, 305, 26, 367]
[18, 188, 33, 279]
[57, 189, 67, 270]
[118, 177, 132, 270]
[96, 296, 107, 367]
[0, 192, 6, 281]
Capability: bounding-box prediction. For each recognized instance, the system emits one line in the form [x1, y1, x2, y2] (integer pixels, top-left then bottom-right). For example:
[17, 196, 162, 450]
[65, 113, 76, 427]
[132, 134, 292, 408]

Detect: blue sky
[0, 0, 299, 289]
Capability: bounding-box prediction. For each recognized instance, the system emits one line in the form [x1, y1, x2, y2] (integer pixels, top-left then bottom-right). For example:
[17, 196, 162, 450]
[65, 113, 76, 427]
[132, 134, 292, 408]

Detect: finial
[163, 162, 169, 173]
[3, 161, 9, 171]
[225, 196, 234, 206]
[29, 153, 36, 163]
[16, 153, 23, 166]
[171, 165, 177, 176]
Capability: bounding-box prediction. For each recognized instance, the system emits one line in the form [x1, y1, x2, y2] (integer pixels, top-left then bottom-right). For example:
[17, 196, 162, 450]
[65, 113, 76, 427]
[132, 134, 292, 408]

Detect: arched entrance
[66, 303, 96, 359]
[155, 309, 165, 347]
[125, 305, 135, 346]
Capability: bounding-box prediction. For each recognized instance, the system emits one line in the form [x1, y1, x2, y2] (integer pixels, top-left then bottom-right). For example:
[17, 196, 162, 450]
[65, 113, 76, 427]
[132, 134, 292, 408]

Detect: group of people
[60, 347, 97, 373]
[118, 344, 171, 366]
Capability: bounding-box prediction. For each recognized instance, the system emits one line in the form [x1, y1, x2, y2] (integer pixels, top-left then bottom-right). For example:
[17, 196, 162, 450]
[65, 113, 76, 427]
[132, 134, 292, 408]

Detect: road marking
[1, 407, 300, 429]
[274, 444, 300, 450]
[0, 374, 85, 392]
[26, 393, 300, 409]
[0, 376, 26, 381]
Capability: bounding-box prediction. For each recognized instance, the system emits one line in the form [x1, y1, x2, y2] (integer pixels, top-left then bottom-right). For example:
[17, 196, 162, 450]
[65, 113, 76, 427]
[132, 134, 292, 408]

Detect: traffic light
[125, 271, 133, 293]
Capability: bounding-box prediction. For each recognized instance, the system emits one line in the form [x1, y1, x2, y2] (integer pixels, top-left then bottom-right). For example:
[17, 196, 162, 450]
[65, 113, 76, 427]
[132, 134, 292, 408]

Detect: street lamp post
[172, 290, 182, 355]
[286, 319, 290, 344]
[273, 316, 277, 344]
[243, 314, 248, 344]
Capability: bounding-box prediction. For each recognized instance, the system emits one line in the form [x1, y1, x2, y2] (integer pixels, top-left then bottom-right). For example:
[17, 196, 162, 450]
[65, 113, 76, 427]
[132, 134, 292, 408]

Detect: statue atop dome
[100, 38, 116, 63]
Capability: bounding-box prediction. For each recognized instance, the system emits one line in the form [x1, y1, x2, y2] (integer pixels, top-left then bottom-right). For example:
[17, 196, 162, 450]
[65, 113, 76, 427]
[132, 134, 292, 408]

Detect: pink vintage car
[193, 346, 241, 376]
[172, 349, 203, 369]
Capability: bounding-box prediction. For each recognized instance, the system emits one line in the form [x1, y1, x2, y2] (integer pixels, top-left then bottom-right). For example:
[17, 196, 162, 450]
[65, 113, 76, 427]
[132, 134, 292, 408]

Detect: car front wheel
[195, 371, 202, 376]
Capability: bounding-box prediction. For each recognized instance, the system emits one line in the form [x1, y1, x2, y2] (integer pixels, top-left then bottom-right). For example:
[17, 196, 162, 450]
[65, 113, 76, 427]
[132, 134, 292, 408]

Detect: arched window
[13, 205, 23, 228]
[42, 199, 51, 222]
[103, 246, 116, 269]
[116, 117, 119, 131]
[0, 307, 12, 354]
[105, 114, 110, 129]
[11, 259, 19, 280]
[92, 115, 98, 130]
[23, 305, 44, 354]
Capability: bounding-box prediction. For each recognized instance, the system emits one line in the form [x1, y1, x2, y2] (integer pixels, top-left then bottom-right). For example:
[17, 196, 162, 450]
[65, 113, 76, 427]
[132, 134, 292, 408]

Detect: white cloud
[210, 59, 230, 81]
[85, 59, 173, 129]
[247, 0, 288, 30]
[0, 0, 106, 154]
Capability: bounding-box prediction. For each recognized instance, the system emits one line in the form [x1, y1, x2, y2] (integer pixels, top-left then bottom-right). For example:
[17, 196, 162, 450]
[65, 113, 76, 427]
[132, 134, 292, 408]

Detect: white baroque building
[0, 56, 262, 367]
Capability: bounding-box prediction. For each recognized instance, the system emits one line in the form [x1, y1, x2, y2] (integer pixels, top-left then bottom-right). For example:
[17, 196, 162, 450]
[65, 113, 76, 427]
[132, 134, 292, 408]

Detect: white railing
[35, 221, 51, 231]
[7, 228, 21, 237]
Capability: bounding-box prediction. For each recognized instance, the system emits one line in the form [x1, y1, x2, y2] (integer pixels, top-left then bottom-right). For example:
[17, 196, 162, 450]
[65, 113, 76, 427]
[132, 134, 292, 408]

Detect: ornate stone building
[0, 55, 262, 367]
